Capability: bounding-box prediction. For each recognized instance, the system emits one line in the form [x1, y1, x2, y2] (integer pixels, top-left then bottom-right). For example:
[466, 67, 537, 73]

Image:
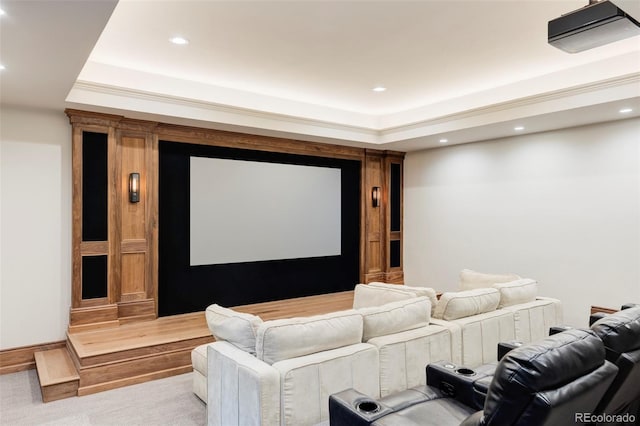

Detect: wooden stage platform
[35, 291, 355, 401]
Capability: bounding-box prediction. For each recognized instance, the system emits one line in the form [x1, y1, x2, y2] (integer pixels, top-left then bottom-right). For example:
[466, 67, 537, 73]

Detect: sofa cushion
[459, 269, 521, 291]
[433, 288, 500, 321]
[368, 282, 439, 311]
[359, 297, 431, 341]
[493, 278, 538, 308]
[205, 304, 263, 354]
[256, 310, 363, 365]
[353, 283, 416, 309]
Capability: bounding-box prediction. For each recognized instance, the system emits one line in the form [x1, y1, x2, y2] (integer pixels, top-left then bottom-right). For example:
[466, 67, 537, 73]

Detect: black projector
[548, 0, 640, 53]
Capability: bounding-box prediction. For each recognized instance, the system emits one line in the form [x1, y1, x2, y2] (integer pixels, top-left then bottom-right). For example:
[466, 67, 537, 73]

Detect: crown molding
[67, 71, 640, 147]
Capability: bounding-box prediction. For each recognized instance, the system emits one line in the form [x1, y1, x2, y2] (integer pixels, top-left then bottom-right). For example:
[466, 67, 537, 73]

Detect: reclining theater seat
[590, 306, 640, 419]
[329, 328, 619, 426]
[208, 309, 379, 426]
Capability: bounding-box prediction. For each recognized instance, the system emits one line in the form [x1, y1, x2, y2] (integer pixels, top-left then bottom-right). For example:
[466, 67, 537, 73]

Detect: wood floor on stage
[41, 290, 355, 399]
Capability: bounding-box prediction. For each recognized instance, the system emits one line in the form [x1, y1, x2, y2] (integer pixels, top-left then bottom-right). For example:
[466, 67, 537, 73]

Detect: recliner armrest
[329, 389, 394, 426]
[589, 312, 608, 326]
[426, 361, 494, 409]
[460, 410, 484, 426]
[549, 325, 573, 335]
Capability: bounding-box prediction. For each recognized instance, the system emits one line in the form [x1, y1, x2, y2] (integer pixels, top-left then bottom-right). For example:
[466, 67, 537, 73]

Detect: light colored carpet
[0, 370, 206, 425]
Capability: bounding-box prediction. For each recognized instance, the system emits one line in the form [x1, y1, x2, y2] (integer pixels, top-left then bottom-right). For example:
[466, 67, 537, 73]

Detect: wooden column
[67, 111, 158, 330]
[363, 150, 385, 282]
[363, 150, 405, 283]
[384, 152, 405, 283]
[115, 121, 157, 322]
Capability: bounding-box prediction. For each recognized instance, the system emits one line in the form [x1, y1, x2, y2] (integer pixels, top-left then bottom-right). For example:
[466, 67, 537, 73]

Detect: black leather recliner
[590, 306, 640, 423]
[329, 328, 618, 426]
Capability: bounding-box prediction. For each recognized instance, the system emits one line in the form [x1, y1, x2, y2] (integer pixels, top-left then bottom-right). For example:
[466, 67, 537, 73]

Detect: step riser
[42, 380, 79, 403]
[78, 350, 193, 387]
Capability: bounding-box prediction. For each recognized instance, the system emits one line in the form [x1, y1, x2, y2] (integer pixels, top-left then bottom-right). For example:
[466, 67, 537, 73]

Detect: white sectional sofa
[192, 272, 562, 426]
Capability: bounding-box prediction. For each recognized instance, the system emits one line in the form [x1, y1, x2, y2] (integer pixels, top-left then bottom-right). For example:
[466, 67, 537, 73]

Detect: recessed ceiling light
[619, 108, 633, 114]
[372, 86, 386, 92]
[514, 126, 525, 131]
[0, 8, 5, 16]
[439, 138, 448, 143]
[0, 64, 5, 71]
[169, 36, 189, 45]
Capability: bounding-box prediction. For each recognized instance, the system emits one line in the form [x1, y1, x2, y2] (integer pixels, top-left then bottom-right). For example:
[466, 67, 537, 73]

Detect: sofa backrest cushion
[459, 268, 521, 291]
[205, 304, 263, 354]
[368, 282, 439, 311]
[433, 288, 500, 321]
[359, 297, 431, 341]
[493, 278, 538, 308]
[352, 283, 415, 309]
[256, 310, 363, 364]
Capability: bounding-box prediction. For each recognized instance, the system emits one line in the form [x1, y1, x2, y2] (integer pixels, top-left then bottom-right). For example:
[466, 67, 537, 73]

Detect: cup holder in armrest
[456, 368, 476, 376]
[356, 400, 381, 414]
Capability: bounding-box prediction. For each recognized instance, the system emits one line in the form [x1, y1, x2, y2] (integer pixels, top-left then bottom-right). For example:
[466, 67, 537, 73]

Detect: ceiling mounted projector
[548, 0, 640, 53]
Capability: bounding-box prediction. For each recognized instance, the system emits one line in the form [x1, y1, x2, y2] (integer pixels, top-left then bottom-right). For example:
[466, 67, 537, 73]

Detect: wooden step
[34, 348, 79, 402]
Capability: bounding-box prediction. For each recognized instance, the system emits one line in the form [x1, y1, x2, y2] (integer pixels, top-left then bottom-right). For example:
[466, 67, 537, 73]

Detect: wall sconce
[372, 186, 381, 207]
[129, 172, 140, 203]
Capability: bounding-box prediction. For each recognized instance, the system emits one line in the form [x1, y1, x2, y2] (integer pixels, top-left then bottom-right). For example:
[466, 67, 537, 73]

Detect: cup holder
[456, 368, 476, 376]
[356, 400, 381, 414]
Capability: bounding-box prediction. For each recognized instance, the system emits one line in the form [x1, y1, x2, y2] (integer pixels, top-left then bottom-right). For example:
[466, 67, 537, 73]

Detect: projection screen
[190, 157, 341, 266]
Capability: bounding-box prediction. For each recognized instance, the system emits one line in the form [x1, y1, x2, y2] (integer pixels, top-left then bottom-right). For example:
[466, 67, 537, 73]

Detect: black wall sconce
[129, 172, 140, 203]
[372, 186, 381, 207]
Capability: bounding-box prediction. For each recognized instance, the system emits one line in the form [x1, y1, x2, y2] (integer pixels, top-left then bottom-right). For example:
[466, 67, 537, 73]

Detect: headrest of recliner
[498, 328, 605, 392]
[591, 307, 640, 357]
[483, 328, 606, 424]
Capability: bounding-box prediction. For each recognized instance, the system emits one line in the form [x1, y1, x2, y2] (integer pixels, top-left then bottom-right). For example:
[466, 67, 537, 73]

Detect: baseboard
[0, 341, 66, 375]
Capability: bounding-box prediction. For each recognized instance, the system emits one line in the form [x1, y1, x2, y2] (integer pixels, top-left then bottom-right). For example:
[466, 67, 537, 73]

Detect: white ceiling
[2, 0, 639, 151]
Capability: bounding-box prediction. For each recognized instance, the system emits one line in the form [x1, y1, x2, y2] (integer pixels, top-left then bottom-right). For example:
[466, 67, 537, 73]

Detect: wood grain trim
[155, 123, 365, 161]
[385, 155, 404, 273]
[78, 297, 110, 308]
[77, 365, 193, 396]
[384, 271, 405, 284]
[65, 110, 368, 161]
[66, 109, 123, 127]
[70, 304, 118, 327]
[147, 135, 159, 315]
[80, 241, 109, 255]
[590, 306, 618, 315]
[364, 272, 386, 283]
[109, 126, 120, 304]
[121, 239, 147, 254]
[119, 292, 147, 303]
[41, 380, 79, 402]
[72, 125, 83, 308]
[0, 341, 66, 375]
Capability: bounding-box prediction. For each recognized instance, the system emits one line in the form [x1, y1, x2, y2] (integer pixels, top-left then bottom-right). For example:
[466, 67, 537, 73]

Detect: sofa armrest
[207, 342, 280, 426]
[329, 389, 395, 426]
[429, 318, 463, 365]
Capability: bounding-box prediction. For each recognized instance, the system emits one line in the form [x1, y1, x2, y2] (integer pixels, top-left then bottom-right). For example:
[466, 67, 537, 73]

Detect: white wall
[404, 118, 640, 328]
[0, 107, 72, 349]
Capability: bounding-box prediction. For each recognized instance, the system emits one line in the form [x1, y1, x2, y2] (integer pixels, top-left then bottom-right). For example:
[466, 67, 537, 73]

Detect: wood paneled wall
[66, 110, 404, 329]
